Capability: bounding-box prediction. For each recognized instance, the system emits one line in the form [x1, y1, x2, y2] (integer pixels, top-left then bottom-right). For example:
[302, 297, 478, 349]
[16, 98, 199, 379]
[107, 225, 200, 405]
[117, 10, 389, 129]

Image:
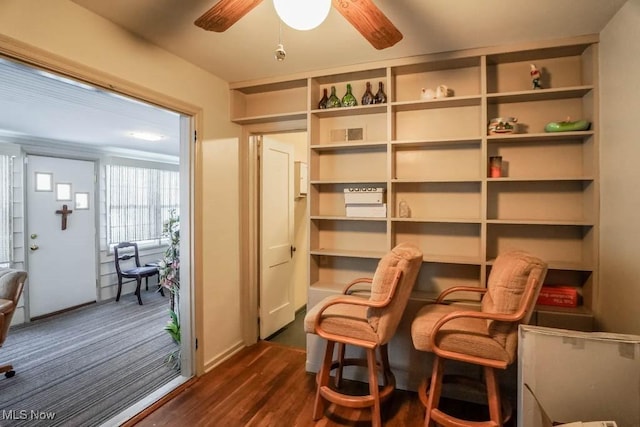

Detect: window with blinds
[106, 164, 179, 246]
[0, 154, 12, 265]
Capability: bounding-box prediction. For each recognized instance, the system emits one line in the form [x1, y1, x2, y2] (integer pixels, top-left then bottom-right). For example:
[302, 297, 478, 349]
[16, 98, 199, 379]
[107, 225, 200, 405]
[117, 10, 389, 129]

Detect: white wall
[0, 0, 243, 372]
[599, 0, 640, 334]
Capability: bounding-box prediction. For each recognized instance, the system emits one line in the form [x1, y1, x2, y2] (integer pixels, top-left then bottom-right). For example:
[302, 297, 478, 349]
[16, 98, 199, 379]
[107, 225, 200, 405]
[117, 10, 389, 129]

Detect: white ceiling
[0, 57, 181, 160]
[0, 0, 628, 159]
[72, 0, 627, 83]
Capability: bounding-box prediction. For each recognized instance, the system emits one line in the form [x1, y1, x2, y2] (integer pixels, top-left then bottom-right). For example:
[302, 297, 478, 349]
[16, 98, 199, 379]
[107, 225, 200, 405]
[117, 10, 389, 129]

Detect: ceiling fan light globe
[273, 0, 331, 31]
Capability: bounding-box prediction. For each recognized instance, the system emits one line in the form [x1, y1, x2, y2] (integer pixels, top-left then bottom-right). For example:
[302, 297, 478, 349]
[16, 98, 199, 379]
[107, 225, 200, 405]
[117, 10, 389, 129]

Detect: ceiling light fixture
[129, 131, 165, 142]
[274, 22, 286, 61]
[273, 0, 331, 31]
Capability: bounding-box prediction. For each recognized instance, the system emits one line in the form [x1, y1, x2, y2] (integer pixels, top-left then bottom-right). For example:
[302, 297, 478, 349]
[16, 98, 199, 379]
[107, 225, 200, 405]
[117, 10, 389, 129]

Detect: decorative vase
[342, 83, 358, 107]
[398, 200, 411, 218]
[326, 86, 342, 108]
[361, 82, 375, 105]
[374, 81, 387, 104]
[318, 88, 329, 109]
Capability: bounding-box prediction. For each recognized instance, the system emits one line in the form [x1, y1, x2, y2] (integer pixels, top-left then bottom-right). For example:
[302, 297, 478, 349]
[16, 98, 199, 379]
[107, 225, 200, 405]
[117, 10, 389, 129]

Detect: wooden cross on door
[55, 204, 73, 230]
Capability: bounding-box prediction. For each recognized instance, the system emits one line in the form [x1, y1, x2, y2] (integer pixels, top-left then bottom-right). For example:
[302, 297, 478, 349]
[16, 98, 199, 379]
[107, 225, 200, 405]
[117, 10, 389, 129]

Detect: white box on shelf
[346, 203, 387, 218]
[343, 187, 385, 205]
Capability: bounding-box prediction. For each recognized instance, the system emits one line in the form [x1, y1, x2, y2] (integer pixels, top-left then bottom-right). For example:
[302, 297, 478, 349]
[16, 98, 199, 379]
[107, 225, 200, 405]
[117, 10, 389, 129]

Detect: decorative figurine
[530, 64, 542, 89]
[435, 84, 449, 99]
[398, 200, 411, 218]
[420, 88, 434, 100]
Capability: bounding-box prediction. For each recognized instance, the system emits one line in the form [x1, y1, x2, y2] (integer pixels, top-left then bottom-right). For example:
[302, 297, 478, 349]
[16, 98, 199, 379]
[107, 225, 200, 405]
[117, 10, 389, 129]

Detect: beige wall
[599, 0, 640, 334]
[0, 0, 243, 372]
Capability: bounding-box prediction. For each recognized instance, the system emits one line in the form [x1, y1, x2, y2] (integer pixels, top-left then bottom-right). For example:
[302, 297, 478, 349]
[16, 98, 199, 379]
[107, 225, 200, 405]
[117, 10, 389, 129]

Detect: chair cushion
[0, 298, 13, 314]
[411, 304, 513, 364]
[367, 243, 423, 343]
[122, 266, 158, 277]
[0, 268, 26, 301]
[482, 251, 547, 347]
[304, 295, 379, 344]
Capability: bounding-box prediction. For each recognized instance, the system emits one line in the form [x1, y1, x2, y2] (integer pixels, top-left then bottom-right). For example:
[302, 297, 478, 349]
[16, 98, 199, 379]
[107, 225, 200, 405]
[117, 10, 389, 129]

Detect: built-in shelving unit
[230, 36, 600, 337]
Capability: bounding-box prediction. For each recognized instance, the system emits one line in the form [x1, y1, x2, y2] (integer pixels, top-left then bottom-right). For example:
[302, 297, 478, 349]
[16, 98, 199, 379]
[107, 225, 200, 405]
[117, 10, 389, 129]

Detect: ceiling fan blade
[195, 0, 264, 32]
[332, 0, 403, 50]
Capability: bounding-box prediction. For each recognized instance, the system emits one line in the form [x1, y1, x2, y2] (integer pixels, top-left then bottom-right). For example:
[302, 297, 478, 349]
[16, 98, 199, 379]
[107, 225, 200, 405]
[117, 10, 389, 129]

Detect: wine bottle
[374, 81, 387, 104]
[341, 83, 357, 107]
[361, 82, 375, 105]
[326, 85, 342, 108]
[318, 88, 329, 109]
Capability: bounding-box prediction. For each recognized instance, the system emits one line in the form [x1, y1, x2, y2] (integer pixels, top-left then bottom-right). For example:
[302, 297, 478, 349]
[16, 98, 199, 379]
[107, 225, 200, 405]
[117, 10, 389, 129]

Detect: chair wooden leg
[116, 277, 123, 302]
[313, 340, 335, 421]
[335, 343, 346, 388]
[484, 366, 503, 427]
[158, 273, 165, 297]
[135, 278, 143, 305]
[367, 347, 382, 427]
[425, 356, 444, 427]
[379, 344, 392, 386]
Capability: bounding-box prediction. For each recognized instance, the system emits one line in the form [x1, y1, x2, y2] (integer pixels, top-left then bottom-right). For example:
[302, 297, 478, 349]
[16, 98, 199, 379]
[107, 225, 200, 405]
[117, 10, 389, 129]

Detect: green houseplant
[159, 209, 180, 369]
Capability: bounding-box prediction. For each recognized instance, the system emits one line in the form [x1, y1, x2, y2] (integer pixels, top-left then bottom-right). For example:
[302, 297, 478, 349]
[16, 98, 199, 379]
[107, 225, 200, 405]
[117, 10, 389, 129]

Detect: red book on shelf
[537, 286, 579, 308]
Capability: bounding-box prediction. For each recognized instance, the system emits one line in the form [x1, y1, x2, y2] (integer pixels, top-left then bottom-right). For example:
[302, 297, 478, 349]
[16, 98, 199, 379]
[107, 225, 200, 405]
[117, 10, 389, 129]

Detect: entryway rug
[0, 289, 179, 427]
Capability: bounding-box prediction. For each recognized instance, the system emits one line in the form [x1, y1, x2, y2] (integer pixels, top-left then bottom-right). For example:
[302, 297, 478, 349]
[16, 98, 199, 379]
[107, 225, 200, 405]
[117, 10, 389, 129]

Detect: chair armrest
[429, 278, 541, 368]
[313, 270, 402, 348]
[342, 278, 373, 295]
[436, 286, 487, 303]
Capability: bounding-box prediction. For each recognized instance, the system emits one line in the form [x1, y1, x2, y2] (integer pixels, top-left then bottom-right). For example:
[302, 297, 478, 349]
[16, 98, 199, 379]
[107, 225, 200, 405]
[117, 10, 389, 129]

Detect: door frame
[23, 153, 100, 321]
[240, 123, 307, 344]
[0, 33, 201, 410]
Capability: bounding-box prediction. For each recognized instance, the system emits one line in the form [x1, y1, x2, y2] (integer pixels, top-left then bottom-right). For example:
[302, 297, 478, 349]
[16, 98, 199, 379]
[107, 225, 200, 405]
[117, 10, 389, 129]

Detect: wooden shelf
[232, 36, 600, 333]
[231, 111, 307, 125]
[487, 86, 594, 104]
[391, 95, 482, 111]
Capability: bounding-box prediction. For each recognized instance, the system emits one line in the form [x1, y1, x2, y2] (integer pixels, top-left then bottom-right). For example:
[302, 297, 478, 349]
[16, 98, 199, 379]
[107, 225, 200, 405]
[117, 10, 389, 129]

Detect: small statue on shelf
[530, 64, 542, 89]
[398, 200, 411, 218]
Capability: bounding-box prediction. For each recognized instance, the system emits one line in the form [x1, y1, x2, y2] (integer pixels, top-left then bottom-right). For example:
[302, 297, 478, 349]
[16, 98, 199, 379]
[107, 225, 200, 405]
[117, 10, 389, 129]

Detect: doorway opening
[0, 53, 195, 424]
[251, 131, 308, 350]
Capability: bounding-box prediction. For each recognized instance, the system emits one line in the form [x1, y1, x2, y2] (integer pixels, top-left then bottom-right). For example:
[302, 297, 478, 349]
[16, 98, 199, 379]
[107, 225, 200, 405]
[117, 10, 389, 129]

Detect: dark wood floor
[133, 341, 507, 427]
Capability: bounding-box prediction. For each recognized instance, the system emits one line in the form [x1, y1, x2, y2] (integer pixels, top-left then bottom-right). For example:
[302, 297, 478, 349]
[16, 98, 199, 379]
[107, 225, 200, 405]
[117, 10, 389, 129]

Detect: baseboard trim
[118, 376, 197, 427]
[203, 340, 245, 373]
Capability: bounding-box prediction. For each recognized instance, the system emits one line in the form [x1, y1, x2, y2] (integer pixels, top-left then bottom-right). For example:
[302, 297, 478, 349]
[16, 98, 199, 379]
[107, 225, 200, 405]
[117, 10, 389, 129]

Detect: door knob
[30, 244, 39, 251]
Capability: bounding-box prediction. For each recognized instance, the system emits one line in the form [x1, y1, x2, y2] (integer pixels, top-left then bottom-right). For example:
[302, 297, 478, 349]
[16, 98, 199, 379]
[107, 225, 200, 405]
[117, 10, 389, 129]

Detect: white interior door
[259, 137, 295, 339]
[26, 155, 97, 318]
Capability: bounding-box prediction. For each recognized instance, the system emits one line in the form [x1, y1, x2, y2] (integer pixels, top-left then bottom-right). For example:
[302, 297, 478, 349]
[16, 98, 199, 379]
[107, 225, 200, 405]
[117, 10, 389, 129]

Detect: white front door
[259, 137, 295, 339]
[26, 155, 97, 318]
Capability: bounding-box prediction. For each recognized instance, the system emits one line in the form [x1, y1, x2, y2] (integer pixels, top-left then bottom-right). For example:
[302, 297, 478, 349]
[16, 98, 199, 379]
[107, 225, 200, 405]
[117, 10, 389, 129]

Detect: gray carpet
[0, 289, 180, 427]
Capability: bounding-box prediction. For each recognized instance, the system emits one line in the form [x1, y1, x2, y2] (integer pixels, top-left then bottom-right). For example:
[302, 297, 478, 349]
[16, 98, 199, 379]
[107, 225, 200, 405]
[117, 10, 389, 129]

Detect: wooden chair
[0, 268, 27, 378]
[114, 242, 161, 305]
[304, 243, 423, 427]
[411, 250, 547, 427]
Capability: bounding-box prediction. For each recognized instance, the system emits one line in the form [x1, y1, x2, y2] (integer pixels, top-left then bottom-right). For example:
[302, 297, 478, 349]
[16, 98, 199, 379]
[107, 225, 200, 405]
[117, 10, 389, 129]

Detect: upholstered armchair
[304, 242, 423, 427]
[411, 250, 547, 427]
[0, 268, 28, 378]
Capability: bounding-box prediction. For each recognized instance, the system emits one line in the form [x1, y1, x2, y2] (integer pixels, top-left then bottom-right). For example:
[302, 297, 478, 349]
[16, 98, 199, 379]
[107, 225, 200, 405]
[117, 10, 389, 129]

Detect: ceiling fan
[194, 0, 403, 50]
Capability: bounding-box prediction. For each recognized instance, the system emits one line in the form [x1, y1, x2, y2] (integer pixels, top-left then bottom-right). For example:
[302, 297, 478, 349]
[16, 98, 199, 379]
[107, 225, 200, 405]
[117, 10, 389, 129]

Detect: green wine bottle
[341, 83, 358, 107]
[326, 86, 342, 108]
